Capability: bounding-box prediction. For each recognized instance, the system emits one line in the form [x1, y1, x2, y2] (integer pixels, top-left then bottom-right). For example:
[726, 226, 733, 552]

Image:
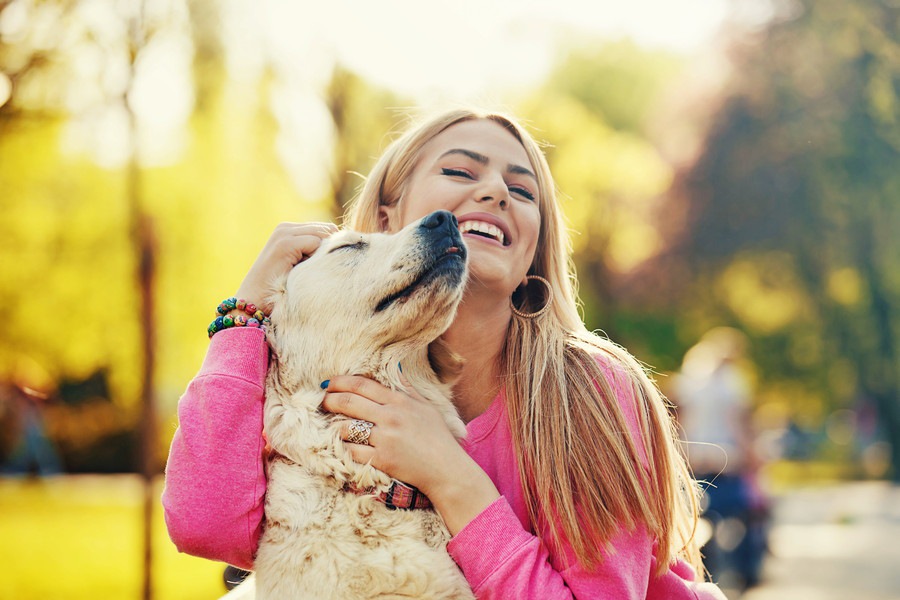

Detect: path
[735, 481, 900, 600]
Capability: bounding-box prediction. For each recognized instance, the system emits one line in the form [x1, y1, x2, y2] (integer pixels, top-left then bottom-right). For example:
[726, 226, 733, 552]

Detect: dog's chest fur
[250, 357, 474, 600]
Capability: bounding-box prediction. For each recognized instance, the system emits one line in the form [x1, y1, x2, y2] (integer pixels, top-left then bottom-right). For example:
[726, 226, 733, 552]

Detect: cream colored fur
[229, 213, 475, 600]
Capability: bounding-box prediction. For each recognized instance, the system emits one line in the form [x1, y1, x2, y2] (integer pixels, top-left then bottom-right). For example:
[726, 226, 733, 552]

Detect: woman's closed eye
[509, 184, 535, 202]
[441, 167, 473, 179]
[442, 167, 535, 201]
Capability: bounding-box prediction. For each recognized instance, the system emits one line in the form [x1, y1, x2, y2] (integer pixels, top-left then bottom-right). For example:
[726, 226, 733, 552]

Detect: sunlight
[0, 71, 9, 108]
[243, 0, 731, 101]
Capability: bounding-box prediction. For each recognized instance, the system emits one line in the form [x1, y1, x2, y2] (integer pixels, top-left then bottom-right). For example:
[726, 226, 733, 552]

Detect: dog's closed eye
[328, 240, 367, 253]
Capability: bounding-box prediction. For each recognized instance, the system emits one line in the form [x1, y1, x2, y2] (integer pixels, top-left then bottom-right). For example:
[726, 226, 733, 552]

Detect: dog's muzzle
[418, 210, 466, 260]
[374, 211, 467, 313]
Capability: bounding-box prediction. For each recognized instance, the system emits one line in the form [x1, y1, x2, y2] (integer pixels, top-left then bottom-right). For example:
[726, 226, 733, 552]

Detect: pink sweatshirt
[162, 327, 726, 600]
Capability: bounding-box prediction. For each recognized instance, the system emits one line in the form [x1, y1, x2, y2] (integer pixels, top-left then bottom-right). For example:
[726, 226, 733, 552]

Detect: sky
[31, 0, 748, 192]
[215, 0, 741, 196]
[227, 0, 735, 101]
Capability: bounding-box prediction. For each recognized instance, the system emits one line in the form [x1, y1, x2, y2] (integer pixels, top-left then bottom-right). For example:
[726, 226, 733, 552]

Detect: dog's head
[267, 210, 468, 384]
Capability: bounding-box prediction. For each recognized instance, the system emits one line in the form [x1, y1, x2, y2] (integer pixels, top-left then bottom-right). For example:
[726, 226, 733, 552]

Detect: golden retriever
[226, 210, 474, 600]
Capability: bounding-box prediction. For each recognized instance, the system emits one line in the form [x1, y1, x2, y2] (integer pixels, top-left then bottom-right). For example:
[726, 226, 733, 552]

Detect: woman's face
[381, 119, 541, 298]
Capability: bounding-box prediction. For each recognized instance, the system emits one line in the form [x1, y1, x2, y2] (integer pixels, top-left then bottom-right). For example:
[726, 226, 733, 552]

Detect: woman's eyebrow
[508, 164, 536, 180]
[439, 148, 536, 180]
[440, 148, 488, 164]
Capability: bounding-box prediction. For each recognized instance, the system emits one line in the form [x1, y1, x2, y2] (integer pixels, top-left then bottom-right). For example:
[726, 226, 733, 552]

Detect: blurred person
[162, 108, 726, 599]
[0, 381, 62, 477]
[672, 327, 768, 591]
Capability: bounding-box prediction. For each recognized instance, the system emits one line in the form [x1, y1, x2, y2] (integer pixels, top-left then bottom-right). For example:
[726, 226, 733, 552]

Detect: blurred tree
[325, 64, 403, 218]
[545, 40, 683, 136]
[667, 0, 900, 478]
[0, 0, 142, 410]
[519, 41, 688, 363]
[0, 0, 413, 472]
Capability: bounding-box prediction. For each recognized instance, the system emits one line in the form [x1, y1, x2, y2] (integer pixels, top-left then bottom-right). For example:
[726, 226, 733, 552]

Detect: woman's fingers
[397, 370, 429, 404]
[322, 394, 378, 426]
[322, 374, 460, 488]
[235, 222, 338, 312]
[280, 222, 340, 263]
[334, 418, 378, 467]
[321, 375, 397, 408]
[343, 440, 376, 466]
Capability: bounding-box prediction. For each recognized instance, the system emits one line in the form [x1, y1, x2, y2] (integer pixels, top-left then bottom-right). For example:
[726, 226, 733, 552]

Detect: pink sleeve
[447, 499, 724, 600]
[447, 355, 727, 600]
[161, 327, 269, 570]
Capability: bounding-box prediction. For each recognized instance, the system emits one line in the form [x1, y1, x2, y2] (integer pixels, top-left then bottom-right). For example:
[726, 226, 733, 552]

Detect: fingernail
[320, 380, 330, 389]
[397, 362, 402, 373]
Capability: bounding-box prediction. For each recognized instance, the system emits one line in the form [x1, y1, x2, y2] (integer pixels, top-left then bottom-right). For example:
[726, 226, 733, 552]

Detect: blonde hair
[346, 108, 702, 575]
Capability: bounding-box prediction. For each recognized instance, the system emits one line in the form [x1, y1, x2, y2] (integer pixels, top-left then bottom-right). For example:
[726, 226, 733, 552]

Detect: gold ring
[347, 419, 374, 445]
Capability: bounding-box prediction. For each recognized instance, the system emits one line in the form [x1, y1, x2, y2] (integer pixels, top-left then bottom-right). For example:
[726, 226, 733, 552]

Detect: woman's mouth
[459, 220, 508, 246]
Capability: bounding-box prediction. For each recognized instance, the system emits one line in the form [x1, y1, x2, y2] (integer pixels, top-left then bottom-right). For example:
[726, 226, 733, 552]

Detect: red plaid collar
[347, 479, 433, 510]
[379, 480, 433, 510]
[270, 450, 432, 510]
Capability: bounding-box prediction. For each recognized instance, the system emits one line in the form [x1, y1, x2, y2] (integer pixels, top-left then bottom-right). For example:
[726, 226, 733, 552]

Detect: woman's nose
[475, 172, 509, 208]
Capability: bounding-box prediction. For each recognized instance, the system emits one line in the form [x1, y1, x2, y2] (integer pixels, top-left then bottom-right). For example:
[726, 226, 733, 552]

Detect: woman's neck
[442, 292, 511, 423]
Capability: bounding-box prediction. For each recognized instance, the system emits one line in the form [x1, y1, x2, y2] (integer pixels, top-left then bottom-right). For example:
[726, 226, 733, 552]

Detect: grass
[0, 474, 226, 600]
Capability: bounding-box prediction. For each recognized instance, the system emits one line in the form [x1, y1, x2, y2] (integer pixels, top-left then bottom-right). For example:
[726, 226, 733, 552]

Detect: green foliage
[672, 0, 900, 477]
[547, 40, 684, 135]
[518, 41, 684, 339]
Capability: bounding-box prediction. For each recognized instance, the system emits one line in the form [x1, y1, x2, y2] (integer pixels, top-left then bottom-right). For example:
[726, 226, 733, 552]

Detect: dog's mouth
[374, 246, 466, 313]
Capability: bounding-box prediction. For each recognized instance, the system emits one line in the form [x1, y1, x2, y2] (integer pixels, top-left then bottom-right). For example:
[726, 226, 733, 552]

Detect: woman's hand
[235, 222, 338, 314]
[320, 373, 462, 493]
[320, 374, 500, 535]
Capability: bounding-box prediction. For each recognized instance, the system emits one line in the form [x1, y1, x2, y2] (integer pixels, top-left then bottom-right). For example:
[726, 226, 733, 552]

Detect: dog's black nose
[420, 210, 458, 231]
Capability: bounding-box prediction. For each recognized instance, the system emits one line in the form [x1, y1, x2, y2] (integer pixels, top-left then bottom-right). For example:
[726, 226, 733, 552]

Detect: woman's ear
[377, 205, 390, 231]
[378, 200, 399, 232]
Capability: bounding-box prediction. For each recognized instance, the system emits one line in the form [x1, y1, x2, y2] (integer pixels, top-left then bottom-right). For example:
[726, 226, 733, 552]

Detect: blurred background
[1, 0, 898, 598]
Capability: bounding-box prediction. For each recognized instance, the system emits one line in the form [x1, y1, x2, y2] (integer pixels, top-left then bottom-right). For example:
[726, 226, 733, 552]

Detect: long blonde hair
[346, 108, 701, 575]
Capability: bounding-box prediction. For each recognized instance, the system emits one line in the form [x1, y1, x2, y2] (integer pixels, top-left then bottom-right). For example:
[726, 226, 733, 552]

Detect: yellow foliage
[757, 381, 826, 429]
[826, 267, 863, 306]
[605, 218, 662, 274]
[716, 253, 811, 334]
[518, 93, 671, 271]
[0, 83, 330, 418]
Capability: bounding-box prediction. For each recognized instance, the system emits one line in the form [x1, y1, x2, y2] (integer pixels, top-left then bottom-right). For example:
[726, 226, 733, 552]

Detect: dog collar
[347, 479, 433, 510]
[379, 480, 433, 510]
[270, 450, 432, 510]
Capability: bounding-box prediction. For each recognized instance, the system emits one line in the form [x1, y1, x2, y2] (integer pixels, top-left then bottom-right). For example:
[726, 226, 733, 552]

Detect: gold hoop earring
[510, 275, 553, 319]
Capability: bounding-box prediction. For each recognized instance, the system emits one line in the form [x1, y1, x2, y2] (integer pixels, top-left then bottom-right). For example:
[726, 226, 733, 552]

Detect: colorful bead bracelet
[208, 297, 271, 338]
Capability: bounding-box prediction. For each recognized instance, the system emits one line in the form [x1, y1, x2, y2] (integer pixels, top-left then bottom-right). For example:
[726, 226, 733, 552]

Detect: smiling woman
[161, 107, 727, 600]
[372, 118, 542, 305]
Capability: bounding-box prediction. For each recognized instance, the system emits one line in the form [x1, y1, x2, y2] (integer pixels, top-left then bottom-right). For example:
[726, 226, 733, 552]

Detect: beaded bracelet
[208, 297, 272, 338]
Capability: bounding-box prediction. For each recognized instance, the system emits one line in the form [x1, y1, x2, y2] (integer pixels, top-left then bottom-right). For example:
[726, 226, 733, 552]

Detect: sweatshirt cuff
[447, 496, 533, 589]
[200, 327, 268, 384]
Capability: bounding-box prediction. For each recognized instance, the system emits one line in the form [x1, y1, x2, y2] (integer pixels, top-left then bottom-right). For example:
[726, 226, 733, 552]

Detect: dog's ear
[427, 338, 464, 384]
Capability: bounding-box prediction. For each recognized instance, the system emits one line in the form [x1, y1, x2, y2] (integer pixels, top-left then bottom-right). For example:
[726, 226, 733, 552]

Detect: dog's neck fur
[271, 333, 429, 395]
[268, 323, 465, 437]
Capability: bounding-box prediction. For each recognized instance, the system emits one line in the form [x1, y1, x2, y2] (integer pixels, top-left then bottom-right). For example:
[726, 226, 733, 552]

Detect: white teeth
[459, 220, 505, 245]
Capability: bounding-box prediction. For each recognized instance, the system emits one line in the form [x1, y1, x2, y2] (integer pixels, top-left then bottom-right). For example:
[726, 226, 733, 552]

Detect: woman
[162, 108, 726, 599]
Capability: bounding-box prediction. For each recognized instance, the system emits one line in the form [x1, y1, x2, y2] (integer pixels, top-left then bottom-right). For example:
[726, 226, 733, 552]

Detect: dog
[225, 210, 475, 600]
